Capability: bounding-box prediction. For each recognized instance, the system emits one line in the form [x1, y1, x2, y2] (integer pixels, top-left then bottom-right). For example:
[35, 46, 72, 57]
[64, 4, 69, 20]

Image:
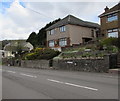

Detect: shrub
[25, 48, 60, 60]
[25, 53, 37, 60]
[100, 37, 118, 47]
[34, 48, 43, 52]
[106, 46, 118, 53]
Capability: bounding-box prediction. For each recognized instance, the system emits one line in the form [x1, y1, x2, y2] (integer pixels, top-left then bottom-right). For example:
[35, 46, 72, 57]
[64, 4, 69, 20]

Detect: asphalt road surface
[1, 65, 119, 99]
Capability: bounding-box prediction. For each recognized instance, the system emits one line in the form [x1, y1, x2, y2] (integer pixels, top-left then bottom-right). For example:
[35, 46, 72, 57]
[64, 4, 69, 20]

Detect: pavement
[1, 65, 119, 100]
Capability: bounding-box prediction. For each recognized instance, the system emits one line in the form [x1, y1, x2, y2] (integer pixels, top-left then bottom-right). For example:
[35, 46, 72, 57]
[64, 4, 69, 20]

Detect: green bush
[25, 48, 60, 60]
[106, 46, 118, 53]
[100, 37, 118, 47]
[25, 53, 37, 60]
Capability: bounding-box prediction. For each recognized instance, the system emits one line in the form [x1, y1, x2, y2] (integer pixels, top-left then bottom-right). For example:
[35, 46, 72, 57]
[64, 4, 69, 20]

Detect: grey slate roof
[4, 40, 32, 52]
[46, 15, 100, 30]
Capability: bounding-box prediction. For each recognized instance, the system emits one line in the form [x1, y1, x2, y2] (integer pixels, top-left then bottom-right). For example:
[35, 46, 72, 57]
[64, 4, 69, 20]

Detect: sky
[0, 0, 119, 41]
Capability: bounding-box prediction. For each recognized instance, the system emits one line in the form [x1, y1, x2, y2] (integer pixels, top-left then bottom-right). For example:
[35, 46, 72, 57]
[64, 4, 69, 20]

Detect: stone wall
[21, 60, 50, 69]
[53, 55, 116, 72]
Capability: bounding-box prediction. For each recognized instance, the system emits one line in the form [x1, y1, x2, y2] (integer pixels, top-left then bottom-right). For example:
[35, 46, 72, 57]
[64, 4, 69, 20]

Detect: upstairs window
[48, 31, 50, 35]
[107, 13, 118, 22]
[107, 28, 118, 38]
[48, 29, 55, 35]
[60, 26, 66, 32]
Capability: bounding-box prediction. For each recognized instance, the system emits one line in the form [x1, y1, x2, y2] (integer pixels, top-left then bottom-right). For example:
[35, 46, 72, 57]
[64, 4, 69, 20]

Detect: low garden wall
[53, 55, 117, 72]
[21, 60, 50, 69]
[2, 54, 117, 72]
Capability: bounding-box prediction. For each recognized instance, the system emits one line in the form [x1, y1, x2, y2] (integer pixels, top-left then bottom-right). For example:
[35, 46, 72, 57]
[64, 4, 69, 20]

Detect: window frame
[107, 13, 118, 22]
[59, 26, 66, 32]
[48, 40, 55, 47]
[91, 29, 94, 37]
[107, 28, 118, 38]
[48, 29, 55, 35]
[59, 38, 67, 47]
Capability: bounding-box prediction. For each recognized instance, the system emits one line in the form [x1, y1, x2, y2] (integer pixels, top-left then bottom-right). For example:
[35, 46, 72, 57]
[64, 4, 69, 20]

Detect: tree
[1, 40, 9, 50]
[26, 32, 37, 47]
[27, 18, 61, 48]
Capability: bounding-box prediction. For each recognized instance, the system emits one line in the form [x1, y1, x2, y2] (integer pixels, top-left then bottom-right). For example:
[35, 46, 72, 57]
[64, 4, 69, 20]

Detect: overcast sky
[0, 0, 118, 41]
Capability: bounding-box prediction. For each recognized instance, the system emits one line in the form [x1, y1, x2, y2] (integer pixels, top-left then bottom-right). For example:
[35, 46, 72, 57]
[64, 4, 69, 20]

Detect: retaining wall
[21, 60, 50, 69]
[53, 55, 117, 72]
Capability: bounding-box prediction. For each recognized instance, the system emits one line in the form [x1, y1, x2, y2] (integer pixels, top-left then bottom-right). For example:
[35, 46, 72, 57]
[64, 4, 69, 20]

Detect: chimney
[104, 6, 109, 12]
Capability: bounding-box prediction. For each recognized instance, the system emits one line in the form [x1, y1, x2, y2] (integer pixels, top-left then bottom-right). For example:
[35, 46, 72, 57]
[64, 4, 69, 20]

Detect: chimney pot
[104, 6, 109, 12]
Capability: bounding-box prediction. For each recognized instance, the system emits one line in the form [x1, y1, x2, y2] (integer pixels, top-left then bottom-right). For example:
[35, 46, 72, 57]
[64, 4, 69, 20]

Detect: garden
[54, 37, 119, 59]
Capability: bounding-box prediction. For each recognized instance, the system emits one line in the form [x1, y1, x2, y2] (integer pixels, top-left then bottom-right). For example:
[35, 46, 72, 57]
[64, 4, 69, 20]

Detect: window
[91, 29, 94, 37]
[107, 13, 118, 22]
[107, 28, 118, 38]
[51, 29, 54, 35]
[59, 38, 67, 46]
[60, 26, 66, 32]
[48, 40, 54, 47]
[48, 29, 55, 35]
[48, 31, 50, 35]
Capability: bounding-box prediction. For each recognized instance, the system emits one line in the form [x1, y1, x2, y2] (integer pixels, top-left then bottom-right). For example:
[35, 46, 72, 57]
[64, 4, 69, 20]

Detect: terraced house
[99, 3, 120, 38]
[46, 15, 100, 51]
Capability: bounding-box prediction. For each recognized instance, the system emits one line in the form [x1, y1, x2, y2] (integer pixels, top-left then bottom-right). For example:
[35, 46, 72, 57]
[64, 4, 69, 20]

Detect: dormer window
[60, 26, 66, 32]
[107, 13, 118, 22]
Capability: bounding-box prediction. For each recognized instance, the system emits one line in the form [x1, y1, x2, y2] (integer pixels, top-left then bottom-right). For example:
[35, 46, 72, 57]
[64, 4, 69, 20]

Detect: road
[1, 65, 119, 100]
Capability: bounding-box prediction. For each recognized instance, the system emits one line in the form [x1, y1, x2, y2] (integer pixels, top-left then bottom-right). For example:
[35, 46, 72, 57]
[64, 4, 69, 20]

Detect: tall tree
[27, 18, 61, 48]
[26, 32, 37, 48]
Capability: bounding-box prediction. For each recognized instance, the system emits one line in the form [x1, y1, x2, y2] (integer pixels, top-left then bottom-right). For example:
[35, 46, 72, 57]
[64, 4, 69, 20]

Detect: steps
[109, 53, 120, 74]
[109, 69, 120, 74]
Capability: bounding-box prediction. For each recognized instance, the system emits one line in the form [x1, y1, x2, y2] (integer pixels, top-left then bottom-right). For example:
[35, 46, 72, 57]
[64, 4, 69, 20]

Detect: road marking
[20, 73, 37, 78]
[47, 79, 64, 84]
[108, 76, 113, 77]
[64, 82, 98, 91]
[7, 70, 16, 73]
[47, 79, 98, 91]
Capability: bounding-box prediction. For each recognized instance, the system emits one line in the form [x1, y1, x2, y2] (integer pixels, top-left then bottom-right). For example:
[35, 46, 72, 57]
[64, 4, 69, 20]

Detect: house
[99, 3, 120, 38]
[46, 15, 100, 51]
[3, 40, 33, 58]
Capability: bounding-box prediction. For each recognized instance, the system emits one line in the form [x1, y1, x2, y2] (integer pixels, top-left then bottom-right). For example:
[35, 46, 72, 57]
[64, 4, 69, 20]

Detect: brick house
[99, 3, 120, 38]
[46, 15, 100, 51]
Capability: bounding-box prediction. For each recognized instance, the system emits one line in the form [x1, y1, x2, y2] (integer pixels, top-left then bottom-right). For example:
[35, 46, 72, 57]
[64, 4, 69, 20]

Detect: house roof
[99, 3, 120, 17]
[4, 41, 33, 52]
[46, 15, 100, 30]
